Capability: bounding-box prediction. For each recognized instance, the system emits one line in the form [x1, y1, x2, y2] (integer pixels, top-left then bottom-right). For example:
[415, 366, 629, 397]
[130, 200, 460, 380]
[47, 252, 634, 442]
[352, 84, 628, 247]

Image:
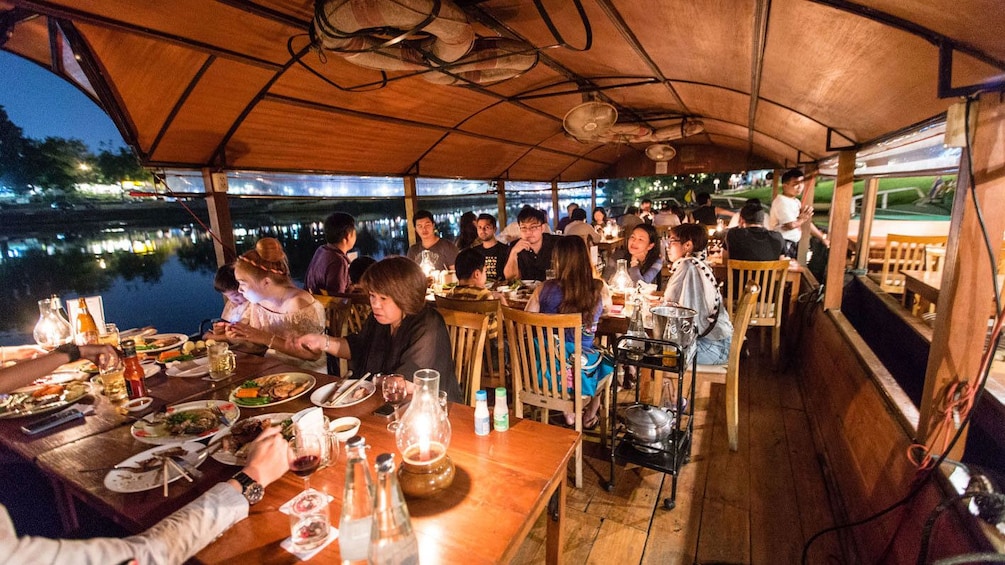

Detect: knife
[326, 372, 372, 407]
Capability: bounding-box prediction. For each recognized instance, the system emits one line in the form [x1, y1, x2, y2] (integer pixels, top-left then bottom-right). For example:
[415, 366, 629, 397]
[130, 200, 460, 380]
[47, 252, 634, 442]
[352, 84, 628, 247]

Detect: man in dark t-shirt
[503, 207, 558, 281]
[724, 203, 785, 261]
[473, 213, 510, 281]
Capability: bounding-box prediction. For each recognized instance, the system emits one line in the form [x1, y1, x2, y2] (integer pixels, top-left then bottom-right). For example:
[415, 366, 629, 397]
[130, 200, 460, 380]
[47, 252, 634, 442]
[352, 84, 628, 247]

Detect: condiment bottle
[369, 453, 419, 565]
[474, 390, 490, 436]
[121, 339, 147, 399]
[74, 297, 98, 345]
[339, 435, 374, 564]
[493, 387, 509, 432]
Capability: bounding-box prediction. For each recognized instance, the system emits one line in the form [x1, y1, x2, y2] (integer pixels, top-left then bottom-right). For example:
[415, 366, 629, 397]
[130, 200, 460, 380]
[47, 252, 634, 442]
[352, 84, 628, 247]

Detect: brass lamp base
[398, 454, 455, 499]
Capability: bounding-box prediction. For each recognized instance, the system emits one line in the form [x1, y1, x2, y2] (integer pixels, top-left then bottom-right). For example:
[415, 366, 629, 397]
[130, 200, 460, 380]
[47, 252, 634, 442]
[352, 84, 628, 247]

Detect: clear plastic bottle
[339, 435, 374, 564]
[369, 453, 419, 565]
[493, 387, 509, 432]
[474, 390, 490, 436]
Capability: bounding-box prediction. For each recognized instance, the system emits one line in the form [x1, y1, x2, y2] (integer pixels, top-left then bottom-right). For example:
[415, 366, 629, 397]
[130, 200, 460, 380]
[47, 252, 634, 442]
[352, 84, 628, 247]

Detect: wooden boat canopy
[2, 0, 1002, 181]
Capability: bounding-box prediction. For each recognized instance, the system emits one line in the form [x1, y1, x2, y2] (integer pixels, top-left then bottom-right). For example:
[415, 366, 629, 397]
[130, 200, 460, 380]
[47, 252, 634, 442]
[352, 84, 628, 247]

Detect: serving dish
[229, 372, 316, 408]
[130, 399, 239, 445]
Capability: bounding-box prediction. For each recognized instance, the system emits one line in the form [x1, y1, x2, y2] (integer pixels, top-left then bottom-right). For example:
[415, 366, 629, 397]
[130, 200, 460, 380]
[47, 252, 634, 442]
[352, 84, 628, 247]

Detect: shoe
[582, 414, 600, 430]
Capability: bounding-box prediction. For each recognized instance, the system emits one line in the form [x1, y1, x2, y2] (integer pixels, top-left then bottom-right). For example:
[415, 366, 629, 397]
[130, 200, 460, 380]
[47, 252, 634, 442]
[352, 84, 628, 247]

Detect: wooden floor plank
[586, 518, 648, 564]
[696, 499, 752, 563]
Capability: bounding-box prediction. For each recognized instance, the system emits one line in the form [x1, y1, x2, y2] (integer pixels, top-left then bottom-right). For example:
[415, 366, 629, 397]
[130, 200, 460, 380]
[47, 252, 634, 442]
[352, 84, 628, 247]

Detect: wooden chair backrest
[877, 234, 947, 291]
[501, 306, 583, 417]
[434, 295, 506, 388]
[314, 293, 371, 376]
[725, 282, 759, 452]
[437, 308, 488, 407]
[725, 259, 789, 328]
[434, 294, 500, 316]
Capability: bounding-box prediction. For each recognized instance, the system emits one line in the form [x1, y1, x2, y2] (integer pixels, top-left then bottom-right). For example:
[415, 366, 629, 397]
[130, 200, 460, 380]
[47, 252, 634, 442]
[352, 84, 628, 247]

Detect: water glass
[208, 342, 236, 380]
[99, 323, 120, 348]
[288, 491, 330, 552]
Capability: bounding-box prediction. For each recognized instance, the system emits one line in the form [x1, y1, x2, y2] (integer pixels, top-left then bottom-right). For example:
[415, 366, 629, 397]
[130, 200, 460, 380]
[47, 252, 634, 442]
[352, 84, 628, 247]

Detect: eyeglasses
[519, 224, 544, 232]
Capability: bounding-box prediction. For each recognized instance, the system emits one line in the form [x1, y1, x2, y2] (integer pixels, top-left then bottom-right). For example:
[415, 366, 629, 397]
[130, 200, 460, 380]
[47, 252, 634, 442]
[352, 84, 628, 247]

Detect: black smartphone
[372, 402, 395, 418]
[21, 409, 84, 435]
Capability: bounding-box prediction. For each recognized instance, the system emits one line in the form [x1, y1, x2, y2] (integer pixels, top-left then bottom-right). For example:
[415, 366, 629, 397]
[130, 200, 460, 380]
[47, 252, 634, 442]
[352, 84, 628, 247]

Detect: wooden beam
[551, 180, 560, 230]
[771, 169, 781, 201]
[404, 176, 418, 247]
[796, 169, 817, 265]
[497, 179, 507, 228]
[202, 169, 235, 266]
[591, 178, 597, 213]
[824, 151, 855, 309]
[918, 94, 1005, 455]
[855, 177, 880, 272]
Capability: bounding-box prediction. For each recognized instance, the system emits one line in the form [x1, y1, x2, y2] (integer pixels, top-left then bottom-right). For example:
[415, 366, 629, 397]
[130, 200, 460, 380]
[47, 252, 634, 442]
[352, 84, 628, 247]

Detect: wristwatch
[232, 471, 264, 505]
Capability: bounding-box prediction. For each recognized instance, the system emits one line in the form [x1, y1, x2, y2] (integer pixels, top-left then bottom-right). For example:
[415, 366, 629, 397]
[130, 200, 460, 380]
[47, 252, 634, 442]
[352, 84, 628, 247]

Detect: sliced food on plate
[0, 381, 90, 419]
[130, 400, 239, 445]
[230, 373, 316, 407]
[133, 333, 189, 356]
[214, 413, 295, 466]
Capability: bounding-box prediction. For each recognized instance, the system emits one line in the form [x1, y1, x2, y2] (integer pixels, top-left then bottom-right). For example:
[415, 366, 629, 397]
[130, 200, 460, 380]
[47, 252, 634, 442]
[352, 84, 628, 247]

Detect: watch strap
[232, 471, 263, 504]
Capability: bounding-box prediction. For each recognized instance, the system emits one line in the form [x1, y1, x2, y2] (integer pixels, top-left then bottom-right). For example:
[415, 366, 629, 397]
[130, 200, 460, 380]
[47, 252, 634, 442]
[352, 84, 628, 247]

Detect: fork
[208, 402, 231, 426]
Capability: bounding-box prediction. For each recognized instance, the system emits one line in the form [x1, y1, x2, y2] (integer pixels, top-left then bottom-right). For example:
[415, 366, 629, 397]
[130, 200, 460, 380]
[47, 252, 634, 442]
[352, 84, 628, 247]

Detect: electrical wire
[151, 172, 237, 258]
[801, 94, 1005, 564]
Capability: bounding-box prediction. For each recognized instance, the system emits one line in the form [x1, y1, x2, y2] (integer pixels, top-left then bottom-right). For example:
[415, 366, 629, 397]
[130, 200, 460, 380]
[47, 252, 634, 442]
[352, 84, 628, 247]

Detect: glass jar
[33, 298, 72, 351]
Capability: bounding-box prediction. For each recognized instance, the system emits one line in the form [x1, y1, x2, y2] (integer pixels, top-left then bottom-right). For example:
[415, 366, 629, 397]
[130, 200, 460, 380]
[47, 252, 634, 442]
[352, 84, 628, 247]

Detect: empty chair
[437, 308, 488, 406]
[434, 294, 506, 389]
[869, 234, 947, 294]
[725, 259, 789, 365]
[501, 306, 611, 488]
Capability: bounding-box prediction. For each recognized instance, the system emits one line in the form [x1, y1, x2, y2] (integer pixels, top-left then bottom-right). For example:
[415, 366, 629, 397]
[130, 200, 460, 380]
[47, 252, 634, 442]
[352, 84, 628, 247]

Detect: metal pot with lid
[621, 403, 674, 451]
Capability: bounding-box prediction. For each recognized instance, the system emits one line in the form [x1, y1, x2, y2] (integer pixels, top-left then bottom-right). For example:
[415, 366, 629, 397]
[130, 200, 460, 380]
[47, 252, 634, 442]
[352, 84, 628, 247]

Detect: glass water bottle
[339, 436, 374, 564]
[369, 453, 419, 565]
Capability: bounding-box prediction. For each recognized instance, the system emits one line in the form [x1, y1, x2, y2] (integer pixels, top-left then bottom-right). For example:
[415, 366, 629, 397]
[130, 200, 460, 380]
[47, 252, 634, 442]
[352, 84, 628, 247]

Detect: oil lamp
[33, 297, 73, 351]
[418, 250, 438, 278]
[395, 369, 454, 498]
[609, 259, 633, 295]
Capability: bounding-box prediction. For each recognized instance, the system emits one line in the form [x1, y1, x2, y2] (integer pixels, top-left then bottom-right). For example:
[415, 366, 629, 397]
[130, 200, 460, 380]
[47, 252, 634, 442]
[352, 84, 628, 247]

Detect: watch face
[245, 482, 264, 504]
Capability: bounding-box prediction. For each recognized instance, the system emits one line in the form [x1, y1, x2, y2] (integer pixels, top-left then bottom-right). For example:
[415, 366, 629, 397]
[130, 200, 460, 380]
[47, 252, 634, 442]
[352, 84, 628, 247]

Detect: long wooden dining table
[6, 351, 580, 564]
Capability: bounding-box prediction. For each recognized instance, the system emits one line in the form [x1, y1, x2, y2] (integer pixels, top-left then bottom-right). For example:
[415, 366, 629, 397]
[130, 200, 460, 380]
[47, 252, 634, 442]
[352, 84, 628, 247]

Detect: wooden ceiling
[2, 0, 1002, 181]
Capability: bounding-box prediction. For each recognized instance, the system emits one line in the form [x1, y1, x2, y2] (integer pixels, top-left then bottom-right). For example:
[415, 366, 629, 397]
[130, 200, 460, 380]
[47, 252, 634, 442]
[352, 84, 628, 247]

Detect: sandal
[582, 414, 600, 430]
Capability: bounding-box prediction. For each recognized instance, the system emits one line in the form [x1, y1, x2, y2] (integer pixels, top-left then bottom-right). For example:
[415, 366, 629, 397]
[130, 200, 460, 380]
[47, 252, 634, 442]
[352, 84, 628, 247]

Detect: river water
[0, 197, 575, 346]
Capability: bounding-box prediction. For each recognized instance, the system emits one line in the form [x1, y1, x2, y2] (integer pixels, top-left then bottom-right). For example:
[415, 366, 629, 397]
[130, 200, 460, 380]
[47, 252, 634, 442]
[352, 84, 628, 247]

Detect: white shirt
[767, 194, 802, 243]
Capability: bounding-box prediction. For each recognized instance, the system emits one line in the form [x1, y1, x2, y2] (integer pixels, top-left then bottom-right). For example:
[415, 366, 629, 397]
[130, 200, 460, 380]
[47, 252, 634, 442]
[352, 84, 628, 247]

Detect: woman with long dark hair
[526, 236, 614, 428]
[602, 224, 663, 285]
[455, 211, 478, 250]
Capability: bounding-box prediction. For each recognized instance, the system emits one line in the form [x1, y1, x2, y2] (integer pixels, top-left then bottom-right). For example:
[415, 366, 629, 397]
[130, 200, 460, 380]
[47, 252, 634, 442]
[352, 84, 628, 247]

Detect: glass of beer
[99, 323, 120, 348]
[99, 361, 128, 402]
[208, 342, 236, 381]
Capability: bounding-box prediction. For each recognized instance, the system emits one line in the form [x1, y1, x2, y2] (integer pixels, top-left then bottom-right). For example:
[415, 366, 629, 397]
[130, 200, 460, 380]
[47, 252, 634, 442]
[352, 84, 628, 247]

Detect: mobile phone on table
[372, 402, 395, 418]
[21, 409, 85, 435]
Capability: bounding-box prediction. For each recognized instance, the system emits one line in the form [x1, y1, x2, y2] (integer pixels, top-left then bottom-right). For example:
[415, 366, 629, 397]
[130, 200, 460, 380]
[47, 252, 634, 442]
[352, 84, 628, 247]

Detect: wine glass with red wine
[381, 374, 408, 432]
[288, 432, 324, 493]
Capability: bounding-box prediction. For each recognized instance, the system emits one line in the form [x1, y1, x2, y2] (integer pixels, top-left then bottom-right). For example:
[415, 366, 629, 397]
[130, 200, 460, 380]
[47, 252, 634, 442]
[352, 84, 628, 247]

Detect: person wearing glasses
[503, 206, 558, 281]
[662, 223, 733, 365]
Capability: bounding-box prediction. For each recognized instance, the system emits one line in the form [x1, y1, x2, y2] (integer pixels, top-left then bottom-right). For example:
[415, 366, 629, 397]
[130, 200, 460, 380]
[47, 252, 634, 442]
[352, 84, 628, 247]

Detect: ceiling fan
[645, 143, 676, 174]
[562, 101, 618, 140]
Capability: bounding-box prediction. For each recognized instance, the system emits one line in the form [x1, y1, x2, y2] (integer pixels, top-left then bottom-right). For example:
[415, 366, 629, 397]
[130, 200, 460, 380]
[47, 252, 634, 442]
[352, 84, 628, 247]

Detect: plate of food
[212, 413, 295, 466]
[0, 381, 91, 419]
[133, 334, 189, 355]
[310, 379, 376, 408]
[130, 400, 239, 445]
[165, 357, 210, 378]
[157, 340, 209, 365]
[104, 442, 206, 493]
[230, 373, 316, 408]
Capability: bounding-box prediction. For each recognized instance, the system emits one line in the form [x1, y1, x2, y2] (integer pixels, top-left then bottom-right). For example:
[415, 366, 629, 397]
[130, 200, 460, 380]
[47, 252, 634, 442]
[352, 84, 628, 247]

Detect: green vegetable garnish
[240, 381, 259, 389]
[236, 396, 271, 405]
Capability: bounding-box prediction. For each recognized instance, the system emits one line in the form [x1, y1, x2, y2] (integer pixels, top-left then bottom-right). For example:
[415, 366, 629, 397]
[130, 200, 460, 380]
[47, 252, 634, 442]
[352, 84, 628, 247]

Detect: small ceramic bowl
[125, 396, 153, 412]
[329, 416, 361, 442]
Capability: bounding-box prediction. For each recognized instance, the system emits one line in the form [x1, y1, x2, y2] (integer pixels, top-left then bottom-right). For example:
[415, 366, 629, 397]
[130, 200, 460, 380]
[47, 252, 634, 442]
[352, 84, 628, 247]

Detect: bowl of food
[329, 416, 361, 442]
[125, 396, 153, 412]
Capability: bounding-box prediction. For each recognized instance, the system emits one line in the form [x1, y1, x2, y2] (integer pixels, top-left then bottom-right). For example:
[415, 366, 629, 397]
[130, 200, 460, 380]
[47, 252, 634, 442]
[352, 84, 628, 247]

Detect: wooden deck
[511, 342, 847, 564]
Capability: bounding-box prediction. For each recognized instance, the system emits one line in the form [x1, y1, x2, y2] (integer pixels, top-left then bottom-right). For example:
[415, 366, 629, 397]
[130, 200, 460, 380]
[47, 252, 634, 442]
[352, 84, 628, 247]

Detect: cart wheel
[602, 480, 614, 492]
[663, 498, 675, 510]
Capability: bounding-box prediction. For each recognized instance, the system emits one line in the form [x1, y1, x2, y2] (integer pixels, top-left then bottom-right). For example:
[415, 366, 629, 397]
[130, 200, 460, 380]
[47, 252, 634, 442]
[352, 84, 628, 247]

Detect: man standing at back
[474, 213, 509, 281]
[407, 210, 459, 271]
[304, 211, 356, 295]
[767, 169, 828, 258]
[503, 206, 557, 281]
[724, 202, 785, 261]
[557, 203, 579, 233]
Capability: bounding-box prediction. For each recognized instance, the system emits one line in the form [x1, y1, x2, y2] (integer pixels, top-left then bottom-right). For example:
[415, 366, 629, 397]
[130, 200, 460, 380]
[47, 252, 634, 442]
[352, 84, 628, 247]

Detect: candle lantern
[418, 250, 437, 277]
[33, 297, 72, 351]
[609, 259, 633, 295]
[395, 369, 455, 498]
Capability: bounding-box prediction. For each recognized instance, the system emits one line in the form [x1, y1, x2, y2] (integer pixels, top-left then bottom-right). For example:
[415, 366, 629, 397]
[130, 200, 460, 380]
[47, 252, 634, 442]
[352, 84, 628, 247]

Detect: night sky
[2, 51, 126, 151]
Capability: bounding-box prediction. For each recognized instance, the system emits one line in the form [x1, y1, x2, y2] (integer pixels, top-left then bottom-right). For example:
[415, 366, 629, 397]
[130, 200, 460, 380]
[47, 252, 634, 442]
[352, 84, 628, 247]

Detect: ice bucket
[651, 304, 697, 349]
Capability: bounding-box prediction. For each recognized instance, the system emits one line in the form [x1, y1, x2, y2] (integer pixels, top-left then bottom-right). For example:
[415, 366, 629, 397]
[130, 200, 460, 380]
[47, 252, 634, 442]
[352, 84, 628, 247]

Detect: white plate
[104, 442, 206, 493]
[134, 333, 189, 355]
[310, 379, 376, 408]
[229, 373, 316, 408]
[165, 357, 210, 378]
[143, 364, 160, 378]
[130, 399, 239, 445]
[211, 412, 294, 467]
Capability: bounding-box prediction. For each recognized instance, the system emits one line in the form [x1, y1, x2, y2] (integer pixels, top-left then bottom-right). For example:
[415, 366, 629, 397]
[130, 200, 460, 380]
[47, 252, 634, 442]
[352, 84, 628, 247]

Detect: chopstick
[326, 372, 372, 407]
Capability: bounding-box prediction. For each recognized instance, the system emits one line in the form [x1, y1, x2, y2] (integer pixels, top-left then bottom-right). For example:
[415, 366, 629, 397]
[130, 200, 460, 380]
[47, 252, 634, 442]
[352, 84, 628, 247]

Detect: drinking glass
[99, 361, 128, 403]
[288, 432, 324, 493]
[99, 323, 120, 348]
[289, 489, 330, 552]
[381, 374, 408, 432]
[208, 342, 236, 381]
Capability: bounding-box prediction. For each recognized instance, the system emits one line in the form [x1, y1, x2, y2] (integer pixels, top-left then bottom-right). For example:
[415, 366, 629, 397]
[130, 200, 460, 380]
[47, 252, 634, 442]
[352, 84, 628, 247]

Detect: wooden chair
[314, 293, 371, 376]
[725, 259, 789, 365]
[437, 308, 488, 407]
[868, 234, 947, 294]
[433, 295, 506, 390]
[693, 282, 759, 451]
[501, 306, 611, 488]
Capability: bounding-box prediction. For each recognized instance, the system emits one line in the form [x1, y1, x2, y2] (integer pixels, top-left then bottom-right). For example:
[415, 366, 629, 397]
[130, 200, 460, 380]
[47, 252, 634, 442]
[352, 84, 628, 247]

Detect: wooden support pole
[918, 94, 1005, 455]
[796, 169, 818, 265]
[771, 168, 782, 201]
[496, 179, 507, 227]
[855, 177, 880, 272]
[551, 180, 560, 230]
[404, 175, 418, 247]
[591, 178, 597, 213]
[202, 169, 235, 267]
[823, 151, 855, 310]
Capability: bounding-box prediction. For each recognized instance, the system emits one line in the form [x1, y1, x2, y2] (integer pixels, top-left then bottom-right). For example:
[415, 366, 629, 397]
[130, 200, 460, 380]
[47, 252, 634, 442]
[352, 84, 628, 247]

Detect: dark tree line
[0, 105, 150, 194]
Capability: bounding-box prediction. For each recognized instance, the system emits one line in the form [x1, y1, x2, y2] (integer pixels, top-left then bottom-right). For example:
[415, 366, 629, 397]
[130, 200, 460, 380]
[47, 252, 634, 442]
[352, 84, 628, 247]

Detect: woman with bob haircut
[296, 256, 461, 401]
[223, 238, 326, 371]
[526, 236, 614, 428]
[662, 223, 733, 365]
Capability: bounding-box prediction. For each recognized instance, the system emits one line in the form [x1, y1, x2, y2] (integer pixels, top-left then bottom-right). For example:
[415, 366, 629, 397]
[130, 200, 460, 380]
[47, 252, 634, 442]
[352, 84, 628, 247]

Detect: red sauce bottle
[121, 339, 147, 399]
